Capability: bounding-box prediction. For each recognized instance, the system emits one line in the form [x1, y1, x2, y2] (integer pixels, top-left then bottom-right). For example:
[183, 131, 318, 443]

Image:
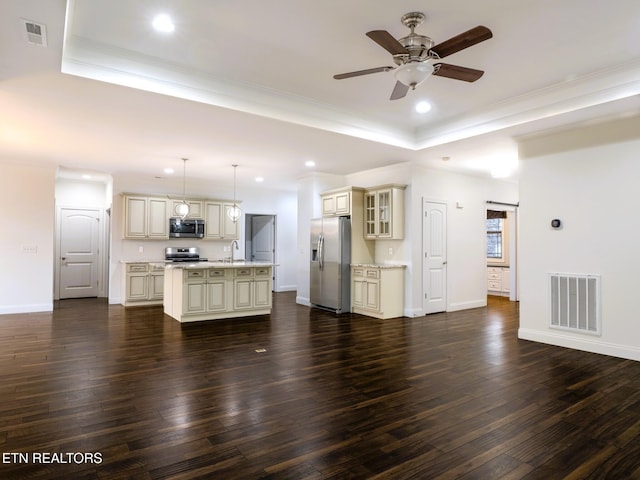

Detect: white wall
[0, 162, 56, 313]
[109, 174, 297, 303]
[518, 114, 640, 360]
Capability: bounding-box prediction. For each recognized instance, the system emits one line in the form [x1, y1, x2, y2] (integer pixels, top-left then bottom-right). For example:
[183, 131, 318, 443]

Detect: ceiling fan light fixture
[394, 62, 434, 89]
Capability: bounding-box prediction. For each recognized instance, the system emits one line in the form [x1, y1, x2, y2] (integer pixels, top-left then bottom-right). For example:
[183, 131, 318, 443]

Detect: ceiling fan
[333, 12, 492, 100]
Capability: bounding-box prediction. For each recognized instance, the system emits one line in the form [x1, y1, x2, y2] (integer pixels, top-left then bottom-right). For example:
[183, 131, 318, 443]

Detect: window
[486, 210, 507, 260]
[486, 218, 503, 258]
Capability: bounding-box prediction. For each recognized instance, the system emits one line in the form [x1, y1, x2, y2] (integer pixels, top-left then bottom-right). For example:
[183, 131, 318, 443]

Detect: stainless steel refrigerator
[310, 217, 351, 313]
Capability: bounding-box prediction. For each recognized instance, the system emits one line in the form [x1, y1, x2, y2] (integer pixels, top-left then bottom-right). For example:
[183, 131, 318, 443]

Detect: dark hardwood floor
[2, 293, 640, 479]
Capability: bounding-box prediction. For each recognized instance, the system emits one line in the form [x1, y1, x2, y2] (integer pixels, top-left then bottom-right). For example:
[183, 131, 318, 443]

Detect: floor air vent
[549, 273, 600, 335]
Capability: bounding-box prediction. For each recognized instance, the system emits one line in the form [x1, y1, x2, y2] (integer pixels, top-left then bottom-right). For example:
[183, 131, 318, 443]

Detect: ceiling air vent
[20, 19, 48, 47]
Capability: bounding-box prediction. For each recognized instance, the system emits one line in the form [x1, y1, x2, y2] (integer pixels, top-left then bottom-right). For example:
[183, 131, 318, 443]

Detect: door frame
[422, 198, 448, 314]
[244, 213, 277, 291]
[55, 205, 109, 300]
[485, 204, 519, 301]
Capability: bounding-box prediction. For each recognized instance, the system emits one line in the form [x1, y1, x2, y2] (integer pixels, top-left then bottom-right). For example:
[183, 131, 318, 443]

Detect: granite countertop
[165, 261, 277, 269]
[120, 259, 165, 264]
[351, 263, 407, 269]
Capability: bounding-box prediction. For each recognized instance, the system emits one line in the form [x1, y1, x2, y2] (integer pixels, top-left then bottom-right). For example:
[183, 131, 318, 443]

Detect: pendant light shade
[227, 164, 242, 223]
[177, 158, 190, 219]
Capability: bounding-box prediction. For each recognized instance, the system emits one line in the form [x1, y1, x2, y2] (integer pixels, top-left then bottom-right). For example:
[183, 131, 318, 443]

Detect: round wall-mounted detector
[551, 219, 562, 229]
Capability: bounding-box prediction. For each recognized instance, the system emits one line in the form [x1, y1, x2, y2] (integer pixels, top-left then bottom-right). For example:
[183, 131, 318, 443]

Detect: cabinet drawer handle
[128, 265, 148, 272]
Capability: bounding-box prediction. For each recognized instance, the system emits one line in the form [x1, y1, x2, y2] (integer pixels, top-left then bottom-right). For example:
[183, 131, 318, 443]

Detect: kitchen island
[163, 261, 275, 322]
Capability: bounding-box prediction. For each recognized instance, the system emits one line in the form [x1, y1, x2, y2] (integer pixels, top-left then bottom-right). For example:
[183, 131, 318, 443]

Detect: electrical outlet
[388, 247, 393, 256]
[22, 245, 38, 254]
[138, 246, 144, 253]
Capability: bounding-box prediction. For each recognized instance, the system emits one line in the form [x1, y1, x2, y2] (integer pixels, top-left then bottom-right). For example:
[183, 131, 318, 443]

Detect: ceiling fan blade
[433, 63, 484, 82]
[430, 26, 492, 59]
[390, 81, 409, 100]
[333, 66, 394, 80]
[366, 30, 409, 56]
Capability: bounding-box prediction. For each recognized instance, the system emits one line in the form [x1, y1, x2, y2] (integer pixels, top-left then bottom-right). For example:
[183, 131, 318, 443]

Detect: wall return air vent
[549, 273, 601, 335]
[21, 19, 47, 47]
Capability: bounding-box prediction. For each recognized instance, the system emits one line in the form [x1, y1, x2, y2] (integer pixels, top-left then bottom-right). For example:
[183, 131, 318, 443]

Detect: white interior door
[423, 200, 447, 314]
[251, 215, 275, 262]
[250, 214, 276, 291]
[59, 208, 100, 298]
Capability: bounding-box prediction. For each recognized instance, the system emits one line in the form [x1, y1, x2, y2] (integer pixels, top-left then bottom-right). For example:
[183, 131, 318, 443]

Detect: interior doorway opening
[244, 214, 277, 291]
[485, 204, 518, 302]
[54, 170, 113, 301]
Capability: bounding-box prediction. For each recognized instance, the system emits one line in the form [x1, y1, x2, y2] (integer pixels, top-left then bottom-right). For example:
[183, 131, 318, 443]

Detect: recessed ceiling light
[152, 14, 175, 33]
[255, 176, 264, 182]
[164, 168, 175, 174]
[305, 160, 316, 167]
[415, 101, 432, 114]
[82, 174, 92, 180]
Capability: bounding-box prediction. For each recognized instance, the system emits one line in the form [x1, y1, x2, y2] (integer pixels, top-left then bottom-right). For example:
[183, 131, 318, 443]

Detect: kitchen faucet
[230, 240, 239, 262]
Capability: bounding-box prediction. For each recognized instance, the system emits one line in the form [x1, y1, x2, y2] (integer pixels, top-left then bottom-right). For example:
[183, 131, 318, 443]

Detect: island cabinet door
[254, 278, 271, 307]
[184, 281, 207, 315]
[234, 279, 253, 309]
[206, 280, 228, 312]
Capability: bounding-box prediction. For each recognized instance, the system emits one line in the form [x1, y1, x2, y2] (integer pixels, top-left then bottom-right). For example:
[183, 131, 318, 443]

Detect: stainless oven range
[165, 247, 208, 263]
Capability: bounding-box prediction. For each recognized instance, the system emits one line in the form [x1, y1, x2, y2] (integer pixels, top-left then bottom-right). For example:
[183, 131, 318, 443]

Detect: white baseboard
[0, 303, 53, 314]
[447, 299, 487, 312]
[296, 296, 310, 306]
[518, 328, 640, 362]
[276, 285, 297, 292]
[404, 307, 424, 318]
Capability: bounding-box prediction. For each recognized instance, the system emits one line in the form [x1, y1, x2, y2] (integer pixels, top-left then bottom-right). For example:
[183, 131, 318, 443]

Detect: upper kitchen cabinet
[205, 201, 239, 240]
[170, 199, 203, 219]
[321, 186, 365, 217]
[123, 195, 169, 239]
[364, 184, 406, 240]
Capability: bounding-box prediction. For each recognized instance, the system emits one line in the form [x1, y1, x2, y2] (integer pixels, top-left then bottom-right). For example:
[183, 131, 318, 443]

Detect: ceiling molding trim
[413, 59, 640, 150]
[61, 36, 417, 149]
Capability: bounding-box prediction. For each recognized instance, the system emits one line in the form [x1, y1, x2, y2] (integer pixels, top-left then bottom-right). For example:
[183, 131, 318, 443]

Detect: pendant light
[227, 164, 242, 223]
[175, 158, 190, 219]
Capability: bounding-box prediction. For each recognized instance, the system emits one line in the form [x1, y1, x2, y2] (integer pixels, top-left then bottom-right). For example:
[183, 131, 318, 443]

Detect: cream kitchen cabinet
[351, 265, 405, 319]
[182, 268, 228, 315]
[164, 263, 273, 322]
[233, 266, 272, 310]
[122, 263, 164, 306]
[170, 199, 203, 219]
[204, 201, 239, 240]
[364, 184, 406, 239]
[322, 189, 351, 216]
[487, 266, 510, 295]
[123, 195, 169, 239]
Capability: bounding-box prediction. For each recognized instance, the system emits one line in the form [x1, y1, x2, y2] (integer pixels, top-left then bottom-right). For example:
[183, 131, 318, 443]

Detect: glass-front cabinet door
[377, 189, 391, 238]
[365, 192, 376, 237]
[363, 184, 406, 240]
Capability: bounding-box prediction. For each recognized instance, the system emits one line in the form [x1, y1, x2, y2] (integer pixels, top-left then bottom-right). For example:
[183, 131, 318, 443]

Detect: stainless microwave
[169, 218, 205, 238]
